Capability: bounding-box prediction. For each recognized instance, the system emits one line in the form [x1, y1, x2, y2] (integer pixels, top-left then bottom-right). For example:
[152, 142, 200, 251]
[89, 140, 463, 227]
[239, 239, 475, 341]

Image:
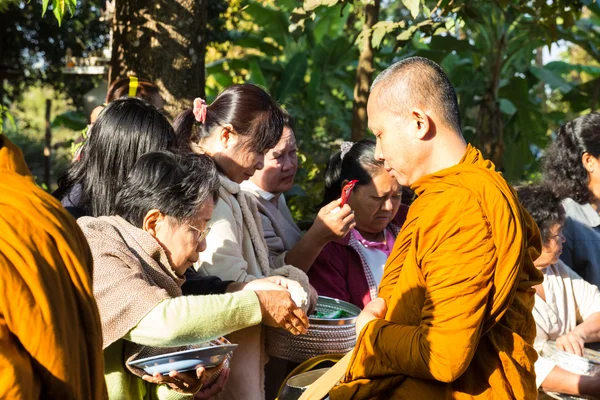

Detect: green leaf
[529, 66, 572, 93]
[248, 60, 267, 87]
[402, 0, 421, 19]
[498, 98, 517, 116]
[52, 0, 66, 26]
[51, 110, 88, 130]
[42, 0, 50, 16]
[304, 0, 341, 12]
[276, 52, 308, 102]
[371, 21, 404, 49]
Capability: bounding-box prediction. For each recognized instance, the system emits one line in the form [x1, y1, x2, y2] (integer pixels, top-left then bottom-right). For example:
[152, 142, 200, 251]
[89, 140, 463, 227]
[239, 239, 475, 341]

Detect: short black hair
[114, 151, 220, 228]
[543, 113, 600, 204]
[516, 184, 566, 245]
[322, 140, 386, 205]
[371, 56, 461, 134]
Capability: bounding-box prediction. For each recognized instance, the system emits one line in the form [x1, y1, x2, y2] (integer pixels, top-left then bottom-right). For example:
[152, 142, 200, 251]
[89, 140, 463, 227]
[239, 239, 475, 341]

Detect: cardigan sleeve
[124, 291, 262, 347]
[197, 197, 258, 282]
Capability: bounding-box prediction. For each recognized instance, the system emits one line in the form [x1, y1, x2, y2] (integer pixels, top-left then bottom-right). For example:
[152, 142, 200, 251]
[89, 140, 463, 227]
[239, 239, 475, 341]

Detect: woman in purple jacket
[308, 140, 409, 308]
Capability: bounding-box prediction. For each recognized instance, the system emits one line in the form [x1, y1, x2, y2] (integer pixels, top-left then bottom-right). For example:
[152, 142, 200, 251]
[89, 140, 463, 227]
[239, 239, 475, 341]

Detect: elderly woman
[78, 151, 308, 400]
[544, 113, 600, 288]
[240, 114, 355, 272]
[517, 184, 600, 398]
[308, 140, 409, 309]
[174, 85, 313, 400]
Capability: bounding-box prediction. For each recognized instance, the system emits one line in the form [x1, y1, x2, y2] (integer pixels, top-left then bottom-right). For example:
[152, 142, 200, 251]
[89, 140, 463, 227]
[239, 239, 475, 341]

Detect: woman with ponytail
[543, 113, 600, 288]
[173, 84, 311, 400]
[308, 140, 409, 309]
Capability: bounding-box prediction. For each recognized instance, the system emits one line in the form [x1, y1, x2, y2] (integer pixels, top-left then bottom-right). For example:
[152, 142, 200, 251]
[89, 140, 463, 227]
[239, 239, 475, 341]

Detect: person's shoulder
[554, 259, 585, 281]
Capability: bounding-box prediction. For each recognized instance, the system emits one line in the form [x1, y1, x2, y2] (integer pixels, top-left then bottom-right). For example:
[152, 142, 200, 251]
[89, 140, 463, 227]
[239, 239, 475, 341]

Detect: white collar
[240, 179, 276, 201]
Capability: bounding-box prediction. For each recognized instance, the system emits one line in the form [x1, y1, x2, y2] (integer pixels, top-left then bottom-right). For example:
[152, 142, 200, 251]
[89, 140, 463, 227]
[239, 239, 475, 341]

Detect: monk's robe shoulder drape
[330, 144, 543, 400]
[0, 135, 107, 399]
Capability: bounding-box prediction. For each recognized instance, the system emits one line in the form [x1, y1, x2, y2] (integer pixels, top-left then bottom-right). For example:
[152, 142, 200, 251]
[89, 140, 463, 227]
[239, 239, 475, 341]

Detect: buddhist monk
[329, 57, 544, 399]
[0, 135, 107, 399]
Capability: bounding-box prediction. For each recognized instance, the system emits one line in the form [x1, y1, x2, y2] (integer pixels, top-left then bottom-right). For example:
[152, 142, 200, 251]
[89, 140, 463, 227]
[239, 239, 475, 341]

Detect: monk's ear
[411, 108, 430, 140]
[142, 209, 166, 238]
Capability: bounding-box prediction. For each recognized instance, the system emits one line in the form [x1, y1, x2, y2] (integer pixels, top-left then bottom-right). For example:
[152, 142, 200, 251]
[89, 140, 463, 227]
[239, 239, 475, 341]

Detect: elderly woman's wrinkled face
[346, 170, 402, 235]
[153, 199, 215, 276]
[250, 126, 298, 195]
[535, 223, 566, 269]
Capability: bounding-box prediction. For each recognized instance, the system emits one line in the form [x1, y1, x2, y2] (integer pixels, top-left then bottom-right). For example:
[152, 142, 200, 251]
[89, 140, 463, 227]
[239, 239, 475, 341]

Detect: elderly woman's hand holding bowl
[78, 150, 309, 399]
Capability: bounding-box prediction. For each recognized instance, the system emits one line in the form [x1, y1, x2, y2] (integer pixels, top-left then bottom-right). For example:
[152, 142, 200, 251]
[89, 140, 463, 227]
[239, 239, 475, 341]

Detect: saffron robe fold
[330, 144, 544, 400]
[0, 135, 107, 399]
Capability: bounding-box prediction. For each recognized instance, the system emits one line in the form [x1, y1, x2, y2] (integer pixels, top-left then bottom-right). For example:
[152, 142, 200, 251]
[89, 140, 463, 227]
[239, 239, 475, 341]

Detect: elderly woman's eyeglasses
[186, 224, 211, 242]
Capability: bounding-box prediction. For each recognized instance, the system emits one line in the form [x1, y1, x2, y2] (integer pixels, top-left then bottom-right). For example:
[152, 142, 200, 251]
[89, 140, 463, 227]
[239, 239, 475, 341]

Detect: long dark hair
[322, 140, 385, 205]
[58, 97, 178, 217]
[115, 151, 220, 228]
[173, 84, 284, 154]
[543, 113, 600, 204]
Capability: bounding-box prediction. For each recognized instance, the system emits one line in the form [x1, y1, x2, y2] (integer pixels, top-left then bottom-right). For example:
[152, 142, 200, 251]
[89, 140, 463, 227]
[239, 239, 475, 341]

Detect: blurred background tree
[2, 0, 599, 224]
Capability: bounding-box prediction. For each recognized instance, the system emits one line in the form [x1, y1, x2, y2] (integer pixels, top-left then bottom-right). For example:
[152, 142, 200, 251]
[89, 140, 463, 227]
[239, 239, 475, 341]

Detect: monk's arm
[352, 192, 495, 382]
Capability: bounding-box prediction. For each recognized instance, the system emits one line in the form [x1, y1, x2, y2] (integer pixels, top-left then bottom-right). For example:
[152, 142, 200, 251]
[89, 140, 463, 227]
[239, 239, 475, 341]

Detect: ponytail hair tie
[340, 141, 354, 160]
[193, 98, 208, 124]
[128, 76, 139, 97]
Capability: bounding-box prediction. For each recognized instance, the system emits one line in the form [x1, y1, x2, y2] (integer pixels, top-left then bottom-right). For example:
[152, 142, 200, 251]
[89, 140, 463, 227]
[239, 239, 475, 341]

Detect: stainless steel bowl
[308, 296, 362, 326]
[265, 296, 361, 363]
[278, 368, 330, 400]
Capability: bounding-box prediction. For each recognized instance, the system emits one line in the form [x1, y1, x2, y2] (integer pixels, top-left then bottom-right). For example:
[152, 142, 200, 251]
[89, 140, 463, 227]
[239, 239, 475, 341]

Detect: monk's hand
[194, 367, 230, 399]
[355, 298, 387, 336]
[311, 199, 356, 243]
[556, 331, 586, 357]
[142, 365, 206, 394]
[255, 290, 309, 335]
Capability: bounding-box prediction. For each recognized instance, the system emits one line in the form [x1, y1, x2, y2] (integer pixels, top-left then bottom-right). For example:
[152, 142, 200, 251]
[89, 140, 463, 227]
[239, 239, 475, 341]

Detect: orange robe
[0, 136, 107, 399]
[330, 144, 543, 399]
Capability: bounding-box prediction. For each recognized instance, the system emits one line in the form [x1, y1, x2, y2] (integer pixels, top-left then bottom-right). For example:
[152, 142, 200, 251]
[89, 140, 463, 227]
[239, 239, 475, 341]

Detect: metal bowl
[266, 296, 361, 363]
[308, 296, 362, 326]
[278, 368, 330, 400]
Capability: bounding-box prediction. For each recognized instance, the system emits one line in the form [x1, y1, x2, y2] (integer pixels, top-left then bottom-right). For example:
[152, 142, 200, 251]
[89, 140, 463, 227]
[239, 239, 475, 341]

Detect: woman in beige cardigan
[174, 84, 313, 400]
[80, 151, 308, 400]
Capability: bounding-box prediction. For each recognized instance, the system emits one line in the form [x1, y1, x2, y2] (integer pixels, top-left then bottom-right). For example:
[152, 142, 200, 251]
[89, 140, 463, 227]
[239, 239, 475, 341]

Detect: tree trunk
[110, 0, 207, 118]
[351, 0, 380, 142]
[476, 33, 506, 169]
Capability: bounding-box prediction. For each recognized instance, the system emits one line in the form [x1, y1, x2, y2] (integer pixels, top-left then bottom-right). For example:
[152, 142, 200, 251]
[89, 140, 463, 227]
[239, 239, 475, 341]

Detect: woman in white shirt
[517, 184, 600, 398]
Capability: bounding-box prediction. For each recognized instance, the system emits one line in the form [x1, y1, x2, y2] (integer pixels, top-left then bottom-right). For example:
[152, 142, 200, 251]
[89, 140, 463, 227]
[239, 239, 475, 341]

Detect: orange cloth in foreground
[0, 136, 107, 399]
[330, 145, 544, 400]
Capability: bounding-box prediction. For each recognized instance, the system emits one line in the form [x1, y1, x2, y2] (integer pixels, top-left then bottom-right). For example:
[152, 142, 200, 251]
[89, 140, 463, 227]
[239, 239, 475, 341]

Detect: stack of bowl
[266, 296, 361, 363]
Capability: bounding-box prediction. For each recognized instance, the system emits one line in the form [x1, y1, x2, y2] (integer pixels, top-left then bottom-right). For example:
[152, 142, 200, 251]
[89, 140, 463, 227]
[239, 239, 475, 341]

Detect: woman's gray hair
[114, 151, 220, 227]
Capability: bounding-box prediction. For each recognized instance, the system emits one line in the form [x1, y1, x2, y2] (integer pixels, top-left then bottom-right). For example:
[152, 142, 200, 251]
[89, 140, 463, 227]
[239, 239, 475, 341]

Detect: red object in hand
[340, 180, 359, 207]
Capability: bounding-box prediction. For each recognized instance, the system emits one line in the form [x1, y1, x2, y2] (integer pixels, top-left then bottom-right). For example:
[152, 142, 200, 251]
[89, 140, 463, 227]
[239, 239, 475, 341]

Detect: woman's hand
[556, 331, 586, 357]
[194, 367, 230, 399]
[355, 298, 387, 336]
[310, 199, 356, 244]
[255, 290, 309, 335]
[243, 277, 289, 292]
[142, 366, 207, 394]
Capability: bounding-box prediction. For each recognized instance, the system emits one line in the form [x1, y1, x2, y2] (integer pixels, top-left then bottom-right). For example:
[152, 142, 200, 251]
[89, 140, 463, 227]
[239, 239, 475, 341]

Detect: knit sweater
[78, 215, 262, 400]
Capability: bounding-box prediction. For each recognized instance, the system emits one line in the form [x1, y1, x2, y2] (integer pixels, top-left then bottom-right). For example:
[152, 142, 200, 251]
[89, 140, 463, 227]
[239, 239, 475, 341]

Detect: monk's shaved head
[371, 56, 462, 135]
